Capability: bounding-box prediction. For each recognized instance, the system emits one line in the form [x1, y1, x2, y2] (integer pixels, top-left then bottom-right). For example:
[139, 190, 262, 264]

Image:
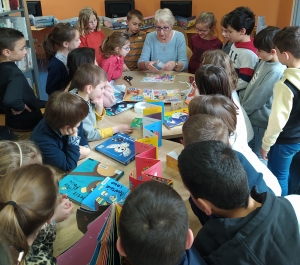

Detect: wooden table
[53, 139, 201, 257]
[100, 71, 192, 140]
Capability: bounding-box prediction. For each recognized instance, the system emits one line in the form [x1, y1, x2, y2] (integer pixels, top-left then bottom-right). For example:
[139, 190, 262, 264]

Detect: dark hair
[183, 114, 229, 146]
[65, 47, 96, 88]
[225, 6, 255, 35]
[188, 95, 237, 135]
[127, 9, 144, 21]
[254, 26, 280, 53]
[220, 14, 228, 28]
[44, 91, 88, 130]
[119, 181, 188, 265]
[0, 28, 24, 53]
[43, 23, 77, 61]
[195, 64, 232, 100]
[273, 26, 300, 58]
[178, 141, 249, 210]
[69, 63, 107, 91]
[100, 31, 130, 58]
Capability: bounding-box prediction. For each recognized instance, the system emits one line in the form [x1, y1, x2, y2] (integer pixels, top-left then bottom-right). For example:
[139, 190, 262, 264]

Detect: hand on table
[145, 61, 159, 71]
[51, 194, 73, 223]
[162, 61, 176, 71]
[11, 104, 31, 115]
[112, 124, 133, 135]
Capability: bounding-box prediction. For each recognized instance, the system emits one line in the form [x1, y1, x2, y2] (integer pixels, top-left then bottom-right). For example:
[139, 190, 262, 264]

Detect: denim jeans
[268, 143, 300, 196]
[249, 125, 267, 166]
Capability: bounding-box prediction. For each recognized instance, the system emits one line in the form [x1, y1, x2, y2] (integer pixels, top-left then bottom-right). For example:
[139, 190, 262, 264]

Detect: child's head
[0, 141, 42, 177]
[224, 6, 255, 41]
[0, 164, 58, 257]
[195, 64, 232, 99]
[43, 23, 80, 61]
[202, 49, 238, 91]
[77, 6, 101, 35]
[273, 26, 300, 61]
[44, 91, 89, 130]
[220, 14, 230, 42]
[126, 9, 144, 34]
[195, 12, 217, 39]
[188, 95, 237, 136]
[178, 141, 249, 213]
[183, 114, 229, 146]
[117, 181, 193, 265]
[100, 32, 130, 58]
[254, 26, 280, 61]
[69, 63, 107, 100]
[0, 28, 27, 62]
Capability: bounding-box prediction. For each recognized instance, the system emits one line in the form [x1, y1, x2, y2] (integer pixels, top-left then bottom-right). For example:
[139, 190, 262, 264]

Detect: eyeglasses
[154, 26, 170, 32]
[122, 46, 130, 51]
[89, 19, 97, 25]
[195, 27, 209, 33]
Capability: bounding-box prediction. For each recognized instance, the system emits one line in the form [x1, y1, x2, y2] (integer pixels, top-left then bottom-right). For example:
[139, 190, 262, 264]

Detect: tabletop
[100, 71, 193, 139]
[53, 138, 201, 257]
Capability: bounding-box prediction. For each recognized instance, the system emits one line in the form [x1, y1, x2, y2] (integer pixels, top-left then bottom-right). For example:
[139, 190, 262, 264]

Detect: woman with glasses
[138, 8, 188, 72]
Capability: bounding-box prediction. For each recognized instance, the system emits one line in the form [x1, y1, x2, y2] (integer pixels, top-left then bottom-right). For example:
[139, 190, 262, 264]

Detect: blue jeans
[249, 125, 267, 166]
[268, 143, 300, 196]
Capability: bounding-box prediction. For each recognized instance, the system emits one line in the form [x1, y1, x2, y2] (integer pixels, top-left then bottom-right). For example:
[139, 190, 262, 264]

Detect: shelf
[0, 8, 24, 16]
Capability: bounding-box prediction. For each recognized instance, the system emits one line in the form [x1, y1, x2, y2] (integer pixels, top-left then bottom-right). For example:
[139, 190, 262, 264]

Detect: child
[261, 26, 300, 196]
[0, 28, 43, 139]
[0, 164, 59, 264]
[188, 12, 222, 74]
[225, 6, 258, 91]
[77, 6, 105, 65]
[239, 26, 285, 165]
[43, 23, 81, 96]
[178, 141, 300, 264]
[30, 92, 90, 172]
[99, 32, 130, 82]
[117, 181, 207, 265]
[69, 63, 133, 141]
[220, 14, 233, 55]
[124, 9, 147, 70]
[65, 47, 115, 107]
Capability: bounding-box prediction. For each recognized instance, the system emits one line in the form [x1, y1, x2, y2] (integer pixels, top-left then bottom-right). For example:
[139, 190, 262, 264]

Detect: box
[166, 151, 179, 172]
[175, 15, 196, 30]
[58, 17, 78, 27]
[31, 15, 55, 28]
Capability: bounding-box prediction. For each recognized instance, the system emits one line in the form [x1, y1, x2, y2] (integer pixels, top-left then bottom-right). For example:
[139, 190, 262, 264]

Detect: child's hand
[260, 148, 268, 161]
[112, 124, 133, 134]
[11, 104, 32, 115]
[79, 145, 90, 160]
[123, 64, 130, 72]
[91, 96, 104, 107]
[61, 126, 78, 136]
[52, 195, 73, 223]
[103, 82, 116, 108]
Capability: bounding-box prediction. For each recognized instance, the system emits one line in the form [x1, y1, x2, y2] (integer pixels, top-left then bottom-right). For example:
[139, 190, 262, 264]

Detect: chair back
[173, 26, 188, 44]
[101, 27, 113, 38]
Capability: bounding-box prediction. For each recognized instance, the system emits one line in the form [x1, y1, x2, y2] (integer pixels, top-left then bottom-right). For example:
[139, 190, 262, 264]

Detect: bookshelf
[0, 0, 42, 98]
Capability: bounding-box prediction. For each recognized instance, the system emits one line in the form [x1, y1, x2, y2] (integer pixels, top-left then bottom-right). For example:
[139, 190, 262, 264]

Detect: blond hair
[196, 12, 217, 29]
[77, 6, 102, 36]
[154, 8, 175, 27]
[0, 141, 42, 177]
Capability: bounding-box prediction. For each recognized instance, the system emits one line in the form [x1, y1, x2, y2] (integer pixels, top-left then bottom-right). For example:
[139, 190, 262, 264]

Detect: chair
[173, 26, 188, 44]
[101, 27, 113, 38]
[186, 46, 193, 62]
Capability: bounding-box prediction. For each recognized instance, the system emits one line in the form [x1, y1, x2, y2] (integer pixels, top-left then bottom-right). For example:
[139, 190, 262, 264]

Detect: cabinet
[0, 0, 42, 98]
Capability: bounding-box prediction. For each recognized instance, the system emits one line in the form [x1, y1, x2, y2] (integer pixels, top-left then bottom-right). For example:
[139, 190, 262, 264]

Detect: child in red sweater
[189, 12, 222, 74]
[99, 32, 130, 82]
[77, 6, 105, 65]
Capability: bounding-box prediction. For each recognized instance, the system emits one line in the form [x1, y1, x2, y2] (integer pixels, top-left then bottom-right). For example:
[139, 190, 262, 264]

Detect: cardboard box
[31, 15, 55, 28]
[175, 15, 196, 30]
[166, 151, 179, 172]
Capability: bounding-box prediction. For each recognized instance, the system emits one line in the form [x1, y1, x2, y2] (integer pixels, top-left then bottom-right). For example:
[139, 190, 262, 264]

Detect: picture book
[184, 76, 199, 104]
[123, 87, 181, 102]
[59, 158, 124, 204]
[131, 117, 143, 129]
[81, 177, 129, 211]
[141, 73, 175, 83]
[95, 133, 136, 165]
[164, 108, 189, 129]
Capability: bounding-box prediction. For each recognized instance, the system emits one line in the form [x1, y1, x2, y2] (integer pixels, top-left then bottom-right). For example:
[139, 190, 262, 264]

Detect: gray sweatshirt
[239, 60, 286, 129]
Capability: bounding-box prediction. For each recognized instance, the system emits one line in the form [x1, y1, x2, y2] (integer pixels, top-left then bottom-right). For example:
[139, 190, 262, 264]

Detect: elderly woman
[138, 8, 188, 72]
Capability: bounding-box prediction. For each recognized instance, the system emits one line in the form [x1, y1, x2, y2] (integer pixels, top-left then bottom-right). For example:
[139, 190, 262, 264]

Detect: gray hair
[154, 8, 175, 27]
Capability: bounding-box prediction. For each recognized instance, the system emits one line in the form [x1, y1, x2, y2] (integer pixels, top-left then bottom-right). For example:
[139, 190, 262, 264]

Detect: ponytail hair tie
[4, 201, 17, 209]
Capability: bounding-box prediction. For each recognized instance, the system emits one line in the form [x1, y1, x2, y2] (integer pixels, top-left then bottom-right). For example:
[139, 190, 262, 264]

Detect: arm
[100, 57, 122, 81]
[79, 35, 87, 47]
[175, 32, 188, 71]
[46, 60, 66, 95]
[138, 33, 158, 71]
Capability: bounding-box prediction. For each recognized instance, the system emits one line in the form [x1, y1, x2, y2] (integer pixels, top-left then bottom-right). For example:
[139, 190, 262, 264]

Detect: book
[123, 87, 181, 102]
[59, 158, 124, 204]
[9, 0, 19, 10]
[131, 117, 143, 129]
[164, 108, 189, 129]
[175, 15, 197, 30]
[95, 132, 136, 165]
[81, 177, 129, 211]
[141, 73, 175, 83]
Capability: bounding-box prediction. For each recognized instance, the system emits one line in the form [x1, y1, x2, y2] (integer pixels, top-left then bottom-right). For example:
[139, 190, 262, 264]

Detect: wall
[40, 0, 294, 29]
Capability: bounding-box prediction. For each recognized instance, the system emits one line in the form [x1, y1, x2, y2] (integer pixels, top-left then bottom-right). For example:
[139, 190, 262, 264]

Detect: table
[100, 71, 193, 139]
[53, 139, 201, 257]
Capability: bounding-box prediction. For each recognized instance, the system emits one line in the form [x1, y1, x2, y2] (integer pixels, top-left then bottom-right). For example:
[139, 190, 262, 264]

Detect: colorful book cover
[123, 87, 181, 102]
[164, 108, 189, 129]
[94, 133, 136, 165]
[59, 158, 124, 204]
[131, 117, 143, 129]
[141, 73, 175, 83]
[81, 177, 129, 211]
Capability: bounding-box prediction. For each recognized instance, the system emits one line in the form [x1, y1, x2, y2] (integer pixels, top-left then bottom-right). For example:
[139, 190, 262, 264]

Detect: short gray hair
[154, 8, 175, 27]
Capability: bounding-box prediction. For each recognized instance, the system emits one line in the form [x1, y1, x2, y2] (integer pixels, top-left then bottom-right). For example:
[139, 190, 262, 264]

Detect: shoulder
[284, 195, 300, 233]
[146, 31, 157, 40]
[48, 57, 65, 68]
[0, 61, 20, 75]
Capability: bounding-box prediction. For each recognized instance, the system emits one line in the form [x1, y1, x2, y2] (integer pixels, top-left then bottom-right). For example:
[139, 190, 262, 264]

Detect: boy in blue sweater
[117, 181, 207, 265]
[31, 92, 90, 172]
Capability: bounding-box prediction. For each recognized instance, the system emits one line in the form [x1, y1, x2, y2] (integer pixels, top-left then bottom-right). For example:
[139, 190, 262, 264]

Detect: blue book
[81, 177, 129, 210]
[59, 158, 124, 204]
[94, 133, 136, 165]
